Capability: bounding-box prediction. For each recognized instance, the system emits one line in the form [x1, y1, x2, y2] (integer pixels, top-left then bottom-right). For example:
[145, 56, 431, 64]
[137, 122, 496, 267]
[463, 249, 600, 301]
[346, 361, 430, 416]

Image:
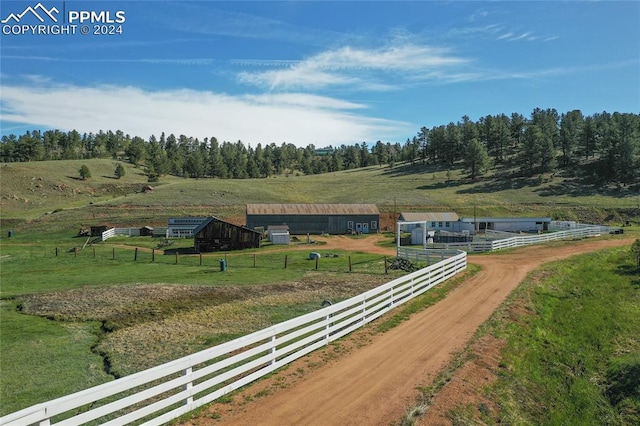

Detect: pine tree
[79, 164, 91, 180]
[114, 163, 125, 179]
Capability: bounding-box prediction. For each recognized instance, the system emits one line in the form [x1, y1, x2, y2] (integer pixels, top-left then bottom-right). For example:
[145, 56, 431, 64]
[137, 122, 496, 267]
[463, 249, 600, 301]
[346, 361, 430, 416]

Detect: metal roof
[399, 212, 459, 222]
[247, 203, 380, 216]
[460, 217, 551, 223]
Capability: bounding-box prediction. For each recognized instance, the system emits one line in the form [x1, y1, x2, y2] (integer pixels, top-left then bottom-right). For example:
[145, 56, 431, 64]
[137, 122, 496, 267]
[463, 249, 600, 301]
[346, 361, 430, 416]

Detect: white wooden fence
[398, 223, 612, 256]
[101, 228, 168, 241]
[0, 252, 467, 426]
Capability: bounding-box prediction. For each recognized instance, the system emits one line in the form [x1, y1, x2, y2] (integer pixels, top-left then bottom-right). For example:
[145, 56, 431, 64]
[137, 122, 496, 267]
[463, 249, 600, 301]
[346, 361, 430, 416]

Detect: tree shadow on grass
[616, 264, 640, 288]
[533, 178, 639, 199]
[454, 177, 535, 194]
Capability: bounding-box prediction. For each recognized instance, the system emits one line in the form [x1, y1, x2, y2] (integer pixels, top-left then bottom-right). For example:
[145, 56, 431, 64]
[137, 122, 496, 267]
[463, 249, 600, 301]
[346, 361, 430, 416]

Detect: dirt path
[182, 236, 632, 426]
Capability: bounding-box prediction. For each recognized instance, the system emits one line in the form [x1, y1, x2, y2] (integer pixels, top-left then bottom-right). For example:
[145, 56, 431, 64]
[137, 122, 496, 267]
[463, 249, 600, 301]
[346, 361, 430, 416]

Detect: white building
[167, 217, 207, 238]
[398, 212, 461, 232]
[459, 217, 551, 233]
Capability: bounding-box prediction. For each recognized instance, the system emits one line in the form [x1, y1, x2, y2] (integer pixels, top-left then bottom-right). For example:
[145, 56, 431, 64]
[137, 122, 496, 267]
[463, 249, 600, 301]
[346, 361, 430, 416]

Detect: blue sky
[1, 1, 639, 147]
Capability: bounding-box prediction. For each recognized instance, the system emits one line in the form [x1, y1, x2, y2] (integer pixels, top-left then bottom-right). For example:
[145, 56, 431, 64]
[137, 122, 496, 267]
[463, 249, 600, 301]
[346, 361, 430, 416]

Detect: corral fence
[101, 228, 169, 241]
[0, 251, 467, 426]
[397, 221, 614, 256]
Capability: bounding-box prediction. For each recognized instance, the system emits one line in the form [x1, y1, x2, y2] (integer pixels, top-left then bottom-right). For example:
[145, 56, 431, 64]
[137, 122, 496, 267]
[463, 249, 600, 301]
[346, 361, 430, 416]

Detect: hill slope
[1, 159, 638, 231]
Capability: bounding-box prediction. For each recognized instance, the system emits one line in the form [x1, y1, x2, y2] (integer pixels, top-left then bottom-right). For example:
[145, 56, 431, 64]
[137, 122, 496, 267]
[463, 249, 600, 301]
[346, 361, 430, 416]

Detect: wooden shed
[246, 204, 380, 235]
[193, 217, 262, 252]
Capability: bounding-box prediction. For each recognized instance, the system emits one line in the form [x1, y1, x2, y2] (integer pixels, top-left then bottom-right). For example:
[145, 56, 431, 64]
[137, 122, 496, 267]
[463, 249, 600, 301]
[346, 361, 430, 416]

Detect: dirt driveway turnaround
[183, 236, 633, 426]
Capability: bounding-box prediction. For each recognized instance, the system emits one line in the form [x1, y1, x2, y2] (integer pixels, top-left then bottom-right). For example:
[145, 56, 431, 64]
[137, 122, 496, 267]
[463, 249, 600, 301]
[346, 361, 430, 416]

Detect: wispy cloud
[0, 81, 410, 146]
[238, 43, 469, 91]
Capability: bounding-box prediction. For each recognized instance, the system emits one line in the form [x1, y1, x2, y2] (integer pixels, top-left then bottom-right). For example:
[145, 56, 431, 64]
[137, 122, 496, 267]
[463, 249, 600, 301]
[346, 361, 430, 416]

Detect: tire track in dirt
[181, 237, 633, 426]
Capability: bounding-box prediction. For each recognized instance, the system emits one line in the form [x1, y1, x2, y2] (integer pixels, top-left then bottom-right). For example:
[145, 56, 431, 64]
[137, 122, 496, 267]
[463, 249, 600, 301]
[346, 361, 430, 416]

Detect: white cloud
[0, 82, 410, 147]
[238, 43, 469, 91]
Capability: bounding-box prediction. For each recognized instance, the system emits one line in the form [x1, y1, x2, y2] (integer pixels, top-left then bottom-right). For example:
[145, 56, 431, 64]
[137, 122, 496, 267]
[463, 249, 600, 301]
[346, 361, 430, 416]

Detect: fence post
[55, 247, 58, 257]
[93, 247, 96, 258]
[325, 313, 331, 345]
[152, 249, 155, 263]
[284, 255, 288, 269]
[175, 252, 178, 264]
[384, 256, 388, 274]
[270, 335, 277, 366]
[199, 253, 203, 266]
[112, 248, 115, 260]
[183, 367, 193, 406]
[315, 256, 319, 270]
[348, 256, 352, 272]
[134, 248, 138, 261]
[253, 254, 256, 268]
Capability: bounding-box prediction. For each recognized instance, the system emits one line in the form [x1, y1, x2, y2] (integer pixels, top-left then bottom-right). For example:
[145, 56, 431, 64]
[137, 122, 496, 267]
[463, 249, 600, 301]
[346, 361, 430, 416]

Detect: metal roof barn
[246, 204, 380, 235]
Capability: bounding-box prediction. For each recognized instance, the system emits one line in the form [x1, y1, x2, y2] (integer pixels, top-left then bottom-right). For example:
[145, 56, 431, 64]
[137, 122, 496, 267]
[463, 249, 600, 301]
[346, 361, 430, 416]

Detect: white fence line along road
[0, 252, 467, 426]
[397, 223, 613, 255]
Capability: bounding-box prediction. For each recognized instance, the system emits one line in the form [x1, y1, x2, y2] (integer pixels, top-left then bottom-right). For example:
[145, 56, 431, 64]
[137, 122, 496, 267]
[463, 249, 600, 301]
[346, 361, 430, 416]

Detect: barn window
[445, 222, 450, 228]
[438, 222, 443, 227]
[347, 220, 354, 231]
[371, 221, 378, 230]
[431, 221, 436, 227]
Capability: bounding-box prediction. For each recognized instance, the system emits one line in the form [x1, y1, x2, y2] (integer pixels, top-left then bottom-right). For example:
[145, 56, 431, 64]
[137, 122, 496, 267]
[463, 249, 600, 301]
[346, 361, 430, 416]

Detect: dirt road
[183, 236, 632, 426]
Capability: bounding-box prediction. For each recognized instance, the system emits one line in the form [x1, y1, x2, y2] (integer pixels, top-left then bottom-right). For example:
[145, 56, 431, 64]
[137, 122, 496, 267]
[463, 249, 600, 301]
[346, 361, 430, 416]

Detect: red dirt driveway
[183, 236, 633, 426]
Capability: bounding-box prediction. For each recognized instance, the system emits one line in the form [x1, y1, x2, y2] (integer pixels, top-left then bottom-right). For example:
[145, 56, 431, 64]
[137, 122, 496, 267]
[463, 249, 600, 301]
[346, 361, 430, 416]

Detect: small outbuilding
[140, 226, 154, 237]
[267, 225, 290, 245]
[247, 204, 380, 235]
[193, 217, 262, 252]
[90, 225, 109, 237]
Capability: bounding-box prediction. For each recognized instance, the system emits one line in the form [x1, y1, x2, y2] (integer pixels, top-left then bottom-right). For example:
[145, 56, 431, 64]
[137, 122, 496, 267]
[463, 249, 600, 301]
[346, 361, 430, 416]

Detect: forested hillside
[2, 108, 638, 187]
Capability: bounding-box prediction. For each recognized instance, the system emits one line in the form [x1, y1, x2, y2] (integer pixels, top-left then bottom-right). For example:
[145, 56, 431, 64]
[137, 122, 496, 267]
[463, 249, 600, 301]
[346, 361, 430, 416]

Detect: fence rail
[398, 223, 612, 257]
[0, 252, 467, 426]
[101, 228, 169, 241]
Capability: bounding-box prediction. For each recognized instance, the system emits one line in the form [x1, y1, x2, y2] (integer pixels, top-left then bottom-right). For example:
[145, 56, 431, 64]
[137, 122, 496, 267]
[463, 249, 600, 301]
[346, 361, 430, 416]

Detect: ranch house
[246, 203, 380, 235]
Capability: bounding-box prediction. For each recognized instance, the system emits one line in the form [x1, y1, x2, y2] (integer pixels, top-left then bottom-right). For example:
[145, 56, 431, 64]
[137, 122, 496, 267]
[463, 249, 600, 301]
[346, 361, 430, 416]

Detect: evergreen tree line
[1, 108, 638, 185]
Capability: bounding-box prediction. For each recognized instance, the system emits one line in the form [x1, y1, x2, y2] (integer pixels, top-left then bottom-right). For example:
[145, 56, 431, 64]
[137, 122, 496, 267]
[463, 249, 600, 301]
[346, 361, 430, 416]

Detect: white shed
[270, 232, 290, 245]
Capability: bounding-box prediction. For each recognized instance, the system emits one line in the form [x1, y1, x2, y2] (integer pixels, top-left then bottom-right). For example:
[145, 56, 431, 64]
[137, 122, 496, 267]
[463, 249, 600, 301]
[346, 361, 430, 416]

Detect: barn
[193, 217, 262, 252]
[246, 204, 380, 235]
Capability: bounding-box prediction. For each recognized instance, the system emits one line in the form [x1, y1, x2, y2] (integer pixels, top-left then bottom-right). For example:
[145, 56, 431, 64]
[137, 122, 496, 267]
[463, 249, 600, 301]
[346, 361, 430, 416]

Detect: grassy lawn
[0, 230, 409, 415]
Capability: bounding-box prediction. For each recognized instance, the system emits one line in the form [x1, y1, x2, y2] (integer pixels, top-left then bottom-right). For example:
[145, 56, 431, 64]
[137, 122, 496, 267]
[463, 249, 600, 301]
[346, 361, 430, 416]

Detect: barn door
[362, 223, 369, 234]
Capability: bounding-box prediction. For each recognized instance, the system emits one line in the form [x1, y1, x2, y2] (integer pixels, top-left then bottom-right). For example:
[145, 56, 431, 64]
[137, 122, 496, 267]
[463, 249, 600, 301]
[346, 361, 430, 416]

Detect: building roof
[193, 217, 261, 235]
[247, 204, 380, 216]
[399, 212, 460, 222]
[459, 217, 551, 223]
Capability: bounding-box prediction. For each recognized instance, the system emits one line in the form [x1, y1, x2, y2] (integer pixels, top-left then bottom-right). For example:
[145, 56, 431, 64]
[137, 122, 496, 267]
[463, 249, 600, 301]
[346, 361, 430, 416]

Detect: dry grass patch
[18, 272, 391, 376]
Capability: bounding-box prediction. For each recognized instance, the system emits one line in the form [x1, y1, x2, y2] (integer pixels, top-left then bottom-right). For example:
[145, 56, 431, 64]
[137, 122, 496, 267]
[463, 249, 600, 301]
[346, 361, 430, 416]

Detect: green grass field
[421, 246, 640, 425]
[1, 159, 639, 419]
